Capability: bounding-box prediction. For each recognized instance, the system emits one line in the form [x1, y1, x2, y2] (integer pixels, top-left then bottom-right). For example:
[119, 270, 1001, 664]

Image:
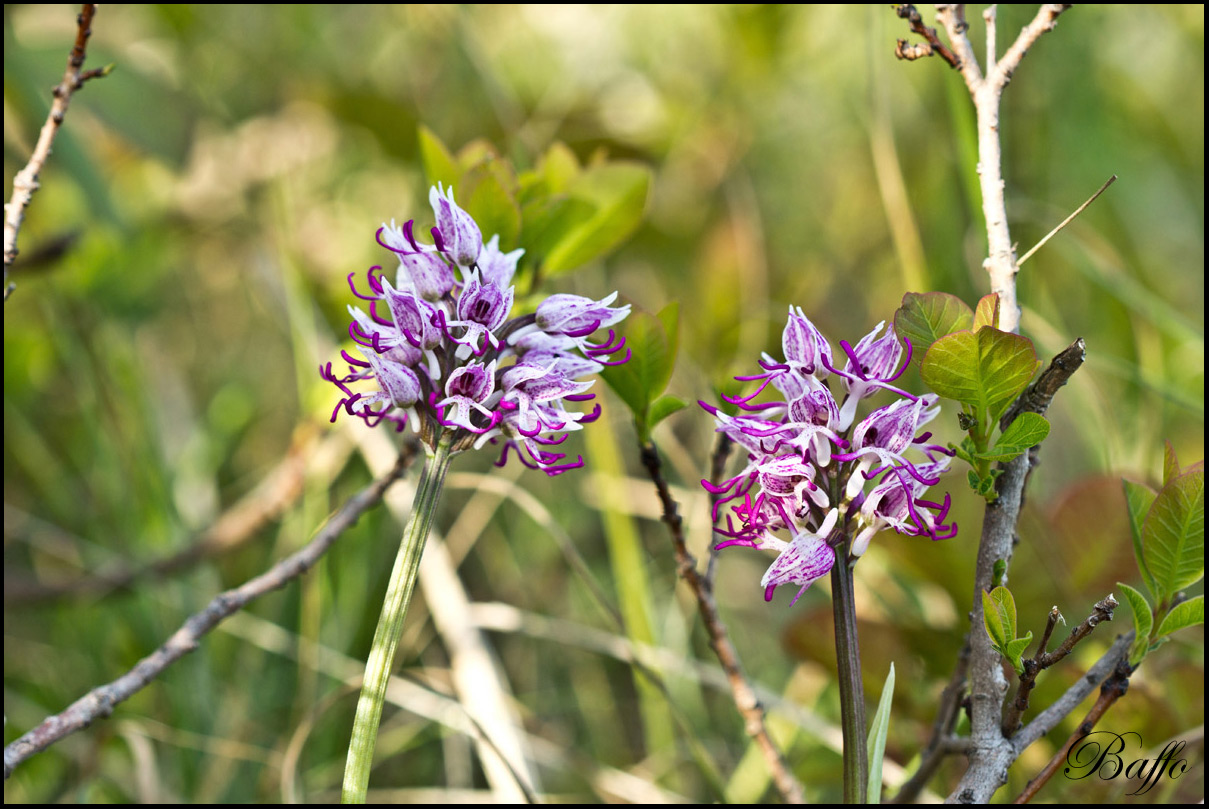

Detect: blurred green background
[4, 4, 1202, 803]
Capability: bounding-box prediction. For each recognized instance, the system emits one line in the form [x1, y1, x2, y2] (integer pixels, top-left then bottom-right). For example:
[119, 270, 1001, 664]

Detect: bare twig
[1017, 175, 1117, 266]
[2, 441, 418, 780]
[945, 631, 1134, 803]
[640, 441, 805, 804]
[893, 5, 961, 68]
[1036, 604, 1062, 655]
[1012, 650, 1134, 803]
[932, 3, 1072, 334]
[1000, 337, 1086, 431]
[4, 4, 113, 301]
[950, 337, 1089, 801]
[1003, 594, 1118, 734]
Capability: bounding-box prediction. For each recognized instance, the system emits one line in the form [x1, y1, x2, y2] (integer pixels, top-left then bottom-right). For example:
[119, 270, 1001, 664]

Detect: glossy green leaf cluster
[419, 127, 650, 285]
[1119, 443, 1205, 665]
[895, 291, 1048, 501]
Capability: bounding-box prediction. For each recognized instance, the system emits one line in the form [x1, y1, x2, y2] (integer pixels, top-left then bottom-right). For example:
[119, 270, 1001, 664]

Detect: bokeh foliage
[4, 5, 1203, 803]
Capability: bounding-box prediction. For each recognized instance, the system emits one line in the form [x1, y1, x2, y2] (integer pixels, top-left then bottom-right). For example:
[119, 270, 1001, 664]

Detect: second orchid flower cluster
[322, 184, 631, 475]
[702, 308, 957, 604]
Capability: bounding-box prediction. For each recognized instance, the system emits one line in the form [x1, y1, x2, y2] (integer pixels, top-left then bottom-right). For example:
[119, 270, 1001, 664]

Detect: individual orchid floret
[499, 361, 593, 437]
[831, 321, 914, 429]
[852, 457, 956, 554]
[398, 250, 456, 301]
[838, 394, 941, 498]
[758, 508, 840, 606]
[435, 360, 499, 433]
[701, 307, 954, 607]
[784, 306, 833, 380]
[535, 292, 631, 337]
[447, 278, 514, 357]
[360, 347, 422, 409]
[381, 279, 442, 351]
[782, 381, 843, 467]
[430, 183, 483, 269]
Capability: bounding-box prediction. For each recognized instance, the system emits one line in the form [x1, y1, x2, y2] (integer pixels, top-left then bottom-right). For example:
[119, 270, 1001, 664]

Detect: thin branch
[1000, 337, 1087, 431]
[1003, 594, 1118, 734]
[949, 337, 1087, 802]
[935, 5, 984, 92]
[1012, 646, 1134, 803]
[991, 4, 1073, 89]
[984, 5, 997, 72]
[1017, 175, 1117, 266]
[893, 5, 961, 68]
[1013, 632, 1133, 751]
[639, 441, 805, 804]
[1036, 604, 1063, 655]
[4, 4, 113, 301]
[2, 441, 418, 780]
[933, 4, 1072, 334]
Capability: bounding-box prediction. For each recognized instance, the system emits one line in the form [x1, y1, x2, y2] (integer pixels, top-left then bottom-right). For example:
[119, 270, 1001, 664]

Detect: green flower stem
[342, 435, 454, 804]
[831, 545, 868, 804]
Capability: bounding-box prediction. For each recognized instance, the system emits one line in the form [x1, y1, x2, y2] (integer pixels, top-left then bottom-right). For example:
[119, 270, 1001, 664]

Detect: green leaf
[920, 327, 1041, 423]
[975, 413, 1050, 461]
[1155, 595, 1205, 638]
[656, 300, 681, 371]
[543, 163, 650, 275]
[648, 394, 688, 432]
[982, 586, 1017, 648]
[1142, 466, 1205, 602]
[541, 141, 581, 193]
[455, 139, 499, 172]
[518, 195, 597, 262]
[893, 292, 973, 370]
[866, 662, 895, 804]
[972, 293, 1001, 331]
[1122, 479, 1159, 598]
[460, 159, 521, 248]
[992, 559, 1007, 588]
[1163, 440, 1181, 486]
[417, 125, 461, 190]
[967, 469, 981, 493]
[1116, 582, 1155, 666]
[953, 436, 977, 466]
[1003, 633, 1034, 676]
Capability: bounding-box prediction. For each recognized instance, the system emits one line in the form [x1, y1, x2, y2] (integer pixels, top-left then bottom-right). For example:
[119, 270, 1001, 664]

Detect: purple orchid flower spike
[324, 183, 630, 476]
[430, 183, 483, 270]
[701, 307, 955, 606]
[332, 179, 636, 802]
